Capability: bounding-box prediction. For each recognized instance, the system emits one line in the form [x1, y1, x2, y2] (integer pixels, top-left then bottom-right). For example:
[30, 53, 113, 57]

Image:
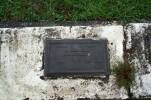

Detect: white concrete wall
[125, 23, 151, 98]
[0, 24, 127, 100]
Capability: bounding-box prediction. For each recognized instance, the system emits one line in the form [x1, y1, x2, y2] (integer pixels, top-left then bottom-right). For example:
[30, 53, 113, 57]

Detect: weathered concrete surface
[0, 24, 126, 100]
[125, 23, 151, 98]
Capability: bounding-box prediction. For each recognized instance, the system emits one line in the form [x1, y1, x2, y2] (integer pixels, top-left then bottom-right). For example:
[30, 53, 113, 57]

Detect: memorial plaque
[44, 39, 110, 78]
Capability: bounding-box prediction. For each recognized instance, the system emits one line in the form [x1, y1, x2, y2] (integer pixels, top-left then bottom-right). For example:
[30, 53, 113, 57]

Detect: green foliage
[113, 61, 135, 90]
[0, 0, 151, 22]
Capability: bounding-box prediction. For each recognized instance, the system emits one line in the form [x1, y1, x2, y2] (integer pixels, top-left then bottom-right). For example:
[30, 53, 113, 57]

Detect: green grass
[113, 61, 135, 91]
[0, 0, 151, 22]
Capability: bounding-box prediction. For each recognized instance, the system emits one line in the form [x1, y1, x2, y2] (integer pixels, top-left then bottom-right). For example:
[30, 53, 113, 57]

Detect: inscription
[64, 50, 89, 56]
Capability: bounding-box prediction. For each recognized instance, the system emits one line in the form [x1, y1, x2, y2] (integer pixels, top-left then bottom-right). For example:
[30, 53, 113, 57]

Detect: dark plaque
[44, 39, 110, 78]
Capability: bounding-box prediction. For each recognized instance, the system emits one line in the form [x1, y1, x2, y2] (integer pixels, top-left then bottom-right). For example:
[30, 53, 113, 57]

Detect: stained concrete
[1, 22, 151, 99]
[0, 23, 151, 100]
[124, 23, 151, 98]
[0, 23, 126, 100]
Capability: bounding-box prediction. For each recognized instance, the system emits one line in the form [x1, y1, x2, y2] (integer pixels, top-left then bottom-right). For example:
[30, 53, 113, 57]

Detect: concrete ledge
[1, 22, 151, 99]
